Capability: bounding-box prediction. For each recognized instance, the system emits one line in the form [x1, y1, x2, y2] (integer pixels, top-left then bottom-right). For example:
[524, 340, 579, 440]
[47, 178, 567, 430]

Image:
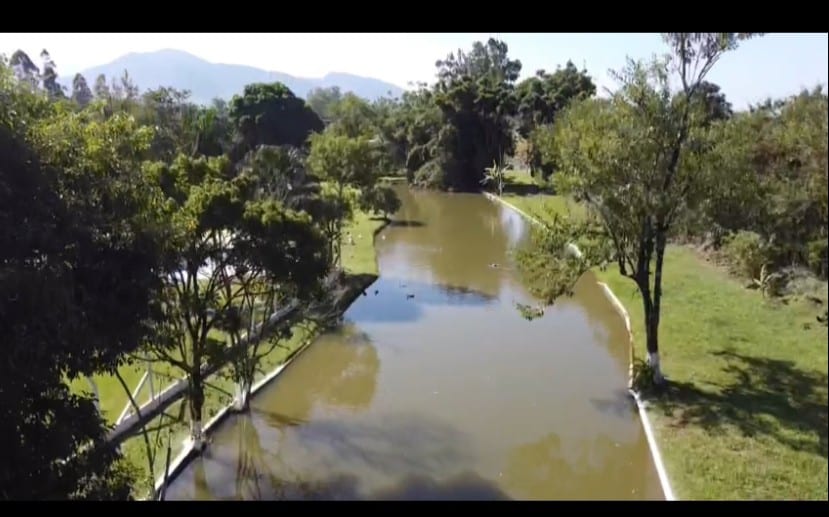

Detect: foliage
[721, 230, 770, 279]
[228, 82, 323, 159]
[699, 87, 828, 279]
[514, 61, 596, 139]
[1, 63, 165, 499]
[71, 73, 94, 108]
[306, 86, 343, 121]
[528, 124, 557, 181]
[308, 129, 383, 265]
[430, 39, 521, 191]
[480, 160, 511, 196]
[358, 185, 401, 219]
[525, 34, 758, 383]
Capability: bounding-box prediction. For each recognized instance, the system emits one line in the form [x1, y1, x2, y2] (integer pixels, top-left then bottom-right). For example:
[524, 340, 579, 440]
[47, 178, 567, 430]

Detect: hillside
[60, 49, 405, 104]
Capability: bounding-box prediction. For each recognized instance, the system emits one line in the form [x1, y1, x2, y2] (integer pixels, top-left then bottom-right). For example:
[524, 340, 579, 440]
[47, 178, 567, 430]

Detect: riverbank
[492, 191, 828, 500]
[112, 212, 390, 499]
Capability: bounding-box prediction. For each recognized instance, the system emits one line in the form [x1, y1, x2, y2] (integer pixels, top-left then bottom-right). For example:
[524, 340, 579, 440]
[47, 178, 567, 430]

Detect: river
[165, 187, 663, 500]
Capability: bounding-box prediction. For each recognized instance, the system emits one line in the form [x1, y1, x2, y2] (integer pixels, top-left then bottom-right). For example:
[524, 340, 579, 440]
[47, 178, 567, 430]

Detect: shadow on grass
[650, 351, 828, 459]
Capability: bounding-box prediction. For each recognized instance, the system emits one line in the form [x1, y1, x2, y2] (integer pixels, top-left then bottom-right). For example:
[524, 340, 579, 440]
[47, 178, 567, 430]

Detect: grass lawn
[341, 211, 390, 276]
[501, 192, 585, 221]
[499, 192, 829, 500]
[504, 169, 540, 187]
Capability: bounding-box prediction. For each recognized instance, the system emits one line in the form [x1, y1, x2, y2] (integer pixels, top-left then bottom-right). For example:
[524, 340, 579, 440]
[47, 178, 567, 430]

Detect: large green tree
[307, 130, 377, 266]
[514, 62, 596, 179]
[228, 82, 324, 161]
[141, 151, 329, 445]
[1, 65, 165, 499]
[525, 34, 758, 385]
[427, 38, 521, 191]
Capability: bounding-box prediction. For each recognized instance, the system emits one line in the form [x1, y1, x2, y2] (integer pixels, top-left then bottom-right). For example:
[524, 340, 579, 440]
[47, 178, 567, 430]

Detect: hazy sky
[1, 33, 826, 109]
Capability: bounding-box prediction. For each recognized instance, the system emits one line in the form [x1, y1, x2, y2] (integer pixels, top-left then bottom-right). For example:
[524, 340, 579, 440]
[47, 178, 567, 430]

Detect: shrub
[722, 230, 771, 279]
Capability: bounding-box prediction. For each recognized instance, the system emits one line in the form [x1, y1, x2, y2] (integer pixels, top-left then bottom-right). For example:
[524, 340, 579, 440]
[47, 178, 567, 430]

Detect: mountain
[60, 49, 405, 105]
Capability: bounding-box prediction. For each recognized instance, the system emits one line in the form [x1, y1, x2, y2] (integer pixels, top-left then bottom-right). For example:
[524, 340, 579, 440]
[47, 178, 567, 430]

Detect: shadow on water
[181, 411, 479, 500]
[347, 277, 498, 324]
[652, 351, 828, 458]
[388, 219, 426, 228]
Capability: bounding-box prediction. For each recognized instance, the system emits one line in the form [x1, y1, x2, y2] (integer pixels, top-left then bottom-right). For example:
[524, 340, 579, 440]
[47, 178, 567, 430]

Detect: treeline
[307, 37, 825, 286]
[1, 49, 398, 499]
[306, 40, 596, 191]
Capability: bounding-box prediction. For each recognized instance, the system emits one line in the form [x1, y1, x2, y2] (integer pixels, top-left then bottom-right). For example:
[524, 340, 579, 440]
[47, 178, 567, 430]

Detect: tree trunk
[645, 305, 664, 385]
[650, 231, 667, 385]
[188, 377, 206, 450]
[636, 273, 664, 386]
[233, 377, 251, 412]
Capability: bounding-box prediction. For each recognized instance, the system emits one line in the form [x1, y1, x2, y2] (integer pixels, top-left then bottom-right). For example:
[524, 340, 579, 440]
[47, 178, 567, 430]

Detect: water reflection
[503, 432, 663, 500]
[379, 189, 524, 298]
[254, 325, 380, 418]
[347, 278, 498, 324]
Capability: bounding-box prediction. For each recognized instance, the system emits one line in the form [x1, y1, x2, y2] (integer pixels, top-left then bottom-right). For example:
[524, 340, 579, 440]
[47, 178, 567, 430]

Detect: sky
[1, 33, 826, 109]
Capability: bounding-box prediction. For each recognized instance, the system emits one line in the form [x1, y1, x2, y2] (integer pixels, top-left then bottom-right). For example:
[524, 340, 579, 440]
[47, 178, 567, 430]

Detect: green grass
[504, 169, 540, 187]
[342, 211, 390, 276]
[502, 192, 829, 500]
[500, 192, 584, 221]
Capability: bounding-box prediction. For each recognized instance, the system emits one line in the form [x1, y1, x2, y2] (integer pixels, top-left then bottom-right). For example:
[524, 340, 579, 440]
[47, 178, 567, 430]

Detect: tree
[526, 34, 757, 385]
[702, 86, 828, 278]
[329, 92, 376, 138]
[514, 62, 596, 138]
[429, 38, 521, 191]
[220, 197, 329, 412]
[93, 73, 109, 100]
[228, 82, 324, 160]
[514, 62, 596, 179]
[40, 49, 65, 99]
[1, 63, 165, 499]
[306, 85, 343, 121]
[480, 160, 511, 196]
[141, 150, 329, 445]
[692, 80, 733, 125]
[358, 185, 401, 219]
[307, 130, 376, 266]
[9, 50, 39, 89]
[71, 73, 93, 107]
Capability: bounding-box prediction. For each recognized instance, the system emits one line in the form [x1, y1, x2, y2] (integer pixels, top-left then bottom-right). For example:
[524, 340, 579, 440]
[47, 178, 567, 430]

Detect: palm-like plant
[480, 160, 511, 196]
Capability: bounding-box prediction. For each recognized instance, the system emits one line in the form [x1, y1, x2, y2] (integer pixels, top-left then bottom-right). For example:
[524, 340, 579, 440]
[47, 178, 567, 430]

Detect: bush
[358, 185, 401, 219]
[413, 160, 445, 189]
[806, 238, 828, 280]
[722, 230, 771, 279]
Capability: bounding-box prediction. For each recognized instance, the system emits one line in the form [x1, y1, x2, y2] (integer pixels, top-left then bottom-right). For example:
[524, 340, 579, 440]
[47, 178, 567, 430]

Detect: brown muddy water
[165, 188, 663, 500]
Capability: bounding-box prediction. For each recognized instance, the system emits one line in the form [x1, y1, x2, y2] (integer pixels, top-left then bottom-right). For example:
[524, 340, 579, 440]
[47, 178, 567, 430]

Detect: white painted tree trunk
[564, 242, 583, 260]
[648, 351, 665, 384]
[233, 380, 251, 411]
[189, 420, 205, 451]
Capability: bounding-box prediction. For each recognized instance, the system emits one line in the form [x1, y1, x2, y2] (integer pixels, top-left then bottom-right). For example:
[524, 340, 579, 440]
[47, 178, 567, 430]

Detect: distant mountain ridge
[59, 49, 405, 104]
